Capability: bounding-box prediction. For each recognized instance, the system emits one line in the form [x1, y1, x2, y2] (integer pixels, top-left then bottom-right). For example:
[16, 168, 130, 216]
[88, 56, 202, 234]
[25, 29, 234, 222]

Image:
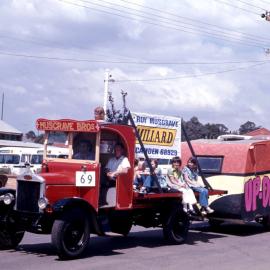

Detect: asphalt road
[1, 222, 269, 270]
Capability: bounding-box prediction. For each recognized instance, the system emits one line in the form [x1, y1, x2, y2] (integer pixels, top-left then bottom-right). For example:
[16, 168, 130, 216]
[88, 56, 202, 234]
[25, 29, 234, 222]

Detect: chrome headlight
[38, 197, 49, 210]
[3, 193, 15, 205]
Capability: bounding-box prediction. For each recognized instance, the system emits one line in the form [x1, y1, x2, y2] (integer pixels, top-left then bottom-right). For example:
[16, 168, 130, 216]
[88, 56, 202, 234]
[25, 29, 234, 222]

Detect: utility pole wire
[58, 0, 269, 48]
[83, 0, 268, 44]
[117, 0, 270, 42]
[76, 0, 268, 46]
[259, 0, 270, 5]
[234, 0, 266, 11]
[1, 92, 4, 121]
[115, 62, 269, 82]
[0, 50, 268, 65]
[213, 0, 261, 15]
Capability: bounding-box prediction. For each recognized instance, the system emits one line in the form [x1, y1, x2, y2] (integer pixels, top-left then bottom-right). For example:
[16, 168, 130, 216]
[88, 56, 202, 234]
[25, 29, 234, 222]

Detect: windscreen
[47, 131, 68, 145]
[72, 132, 96, 161]
[0, 154, 20, 164]
[31, 154, 43, 165]
[197, 156, 223, 174]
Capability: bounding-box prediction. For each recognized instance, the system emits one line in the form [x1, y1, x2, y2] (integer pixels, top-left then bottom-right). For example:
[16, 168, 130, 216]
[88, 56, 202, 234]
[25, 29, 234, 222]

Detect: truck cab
[35, 118, 135, 211]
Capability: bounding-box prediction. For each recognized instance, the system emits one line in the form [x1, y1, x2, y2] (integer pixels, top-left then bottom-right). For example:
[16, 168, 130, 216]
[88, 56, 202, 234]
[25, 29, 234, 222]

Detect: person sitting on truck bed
[73, 140, 95, 160]
[182, 157, 214, 215]
[141, 159, 168, 193]
[167, 156, 197, 214]
[133, 159, 147, 191]
[105, 143, 131, 183]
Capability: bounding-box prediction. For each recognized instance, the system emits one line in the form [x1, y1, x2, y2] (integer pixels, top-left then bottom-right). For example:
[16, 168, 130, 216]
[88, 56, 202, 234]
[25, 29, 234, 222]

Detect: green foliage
[34, 134, 45, 144]
[25, 130, 36, 140]
[182, 117, 208, 141]
[182, 117, 260, 141]
[239, 121, 260, 135]
[204, 123, 229, 139]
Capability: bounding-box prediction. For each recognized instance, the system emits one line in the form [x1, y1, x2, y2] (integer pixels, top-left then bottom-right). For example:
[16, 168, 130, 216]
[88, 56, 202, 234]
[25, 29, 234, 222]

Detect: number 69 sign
[76, 171, 96, 187]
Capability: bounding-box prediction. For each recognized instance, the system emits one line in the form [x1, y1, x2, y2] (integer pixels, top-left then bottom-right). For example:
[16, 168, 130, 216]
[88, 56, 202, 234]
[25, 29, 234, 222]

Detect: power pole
[261, 11, 270, 21]
[1, 92, 4, 120]
[103, 69, 110, 114]
[103, 69, 115, 115]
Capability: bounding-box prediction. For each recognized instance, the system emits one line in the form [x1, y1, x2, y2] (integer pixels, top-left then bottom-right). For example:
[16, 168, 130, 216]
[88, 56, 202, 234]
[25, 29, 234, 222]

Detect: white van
[31, 146, 69, 173]
[0, 147, 37, 175]
[0, 146, 69, 175]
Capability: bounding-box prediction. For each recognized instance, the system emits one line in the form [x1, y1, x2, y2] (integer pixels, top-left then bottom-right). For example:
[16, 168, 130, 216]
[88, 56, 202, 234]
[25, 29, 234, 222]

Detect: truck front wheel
[0, 228, 24, 249]
[163, 206, 190, 244]
[51, 209, 90, 260]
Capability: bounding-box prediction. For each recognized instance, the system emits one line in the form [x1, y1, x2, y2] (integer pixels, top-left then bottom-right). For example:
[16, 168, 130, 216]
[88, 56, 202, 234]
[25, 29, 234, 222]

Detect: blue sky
[0, 0, 270, 133]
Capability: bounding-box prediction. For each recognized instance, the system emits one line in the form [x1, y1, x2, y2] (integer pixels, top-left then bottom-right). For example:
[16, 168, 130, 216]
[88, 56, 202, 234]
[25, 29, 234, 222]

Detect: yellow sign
[136, 125, 176, 146]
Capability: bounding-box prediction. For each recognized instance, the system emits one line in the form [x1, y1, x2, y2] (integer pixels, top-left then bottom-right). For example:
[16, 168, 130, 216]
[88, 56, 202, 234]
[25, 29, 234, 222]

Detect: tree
[238, 121, 260, 135]
[205, 123, 228, 139]
[182, 117, 208, 141]
[25, 130, 36, 141]
[34, 134, 45, 144]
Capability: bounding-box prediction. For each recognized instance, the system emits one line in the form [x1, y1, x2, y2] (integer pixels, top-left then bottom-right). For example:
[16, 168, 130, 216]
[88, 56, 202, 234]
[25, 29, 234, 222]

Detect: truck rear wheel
[163, 206, 190, 244]
[51, 209, 90, 260]
[109, 214, 133, 236]
[262, 215, 270, 231]
[0, 228, 24, 249]
[208, 219, 223, 229]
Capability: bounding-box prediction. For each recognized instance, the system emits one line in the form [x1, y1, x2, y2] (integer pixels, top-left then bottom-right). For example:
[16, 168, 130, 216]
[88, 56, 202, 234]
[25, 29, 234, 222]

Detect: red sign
[36, 119, 100, 133]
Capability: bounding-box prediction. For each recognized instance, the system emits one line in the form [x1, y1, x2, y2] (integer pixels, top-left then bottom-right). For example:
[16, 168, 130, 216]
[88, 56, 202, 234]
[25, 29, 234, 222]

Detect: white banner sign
[132, 112, 181, 160]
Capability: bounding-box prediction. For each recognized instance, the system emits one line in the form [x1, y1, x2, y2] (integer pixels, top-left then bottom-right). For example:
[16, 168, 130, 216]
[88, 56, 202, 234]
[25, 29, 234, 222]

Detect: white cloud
[117, 67, 239, 113]
[250, 104, 264, 115]
[0, 0, 269, 132]
[15, 106, 31, 113]
[13, 86, 27, 94]
[33, 97, 52, 107]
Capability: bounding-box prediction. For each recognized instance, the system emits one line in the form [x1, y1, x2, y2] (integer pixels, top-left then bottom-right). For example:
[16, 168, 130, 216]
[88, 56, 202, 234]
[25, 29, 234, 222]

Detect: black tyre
[109, 216, 132, 236]
[163, 206, 190, 244]
[262, 215, 270, 231]
[51, 209, 90, 260]
[208, 219, 223, 229]
[0, 229, 25, 249]
[0, 174, 8, 187]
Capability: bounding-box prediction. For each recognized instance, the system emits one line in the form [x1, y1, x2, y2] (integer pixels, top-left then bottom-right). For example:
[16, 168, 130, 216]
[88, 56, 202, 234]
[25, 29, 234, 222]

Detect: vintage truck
[181, 135, 270, 228]
[0, 116, 224, 259]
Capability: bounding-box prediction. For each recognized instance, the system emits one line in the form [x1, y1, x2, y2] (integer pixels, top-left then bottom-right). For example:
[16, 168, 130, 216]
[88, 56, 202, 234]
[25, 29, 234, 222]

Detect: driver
[73, 140, 94, 160]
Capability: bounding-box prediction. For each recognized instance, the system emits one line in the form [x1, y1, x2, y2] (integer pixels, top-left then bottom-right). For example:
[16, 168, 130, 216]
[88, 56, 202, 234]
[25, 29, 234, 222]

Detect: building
[245, 127, 270, 136]
[0, 120, 22, 141]
[0, 120, 41, 148]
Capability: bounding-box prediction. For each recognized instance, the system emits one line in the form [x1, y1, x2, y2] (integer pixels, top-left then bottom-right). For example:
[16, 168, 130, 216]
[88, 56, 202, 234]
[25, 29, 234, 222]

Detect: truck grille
[16, 180, 42, 212]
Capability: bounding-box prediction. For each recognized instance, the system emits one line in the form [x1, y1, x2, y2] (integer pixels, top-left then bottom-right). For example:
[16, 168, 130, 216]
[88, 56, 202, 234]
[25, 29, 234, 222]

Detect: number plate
[76, 171, 96, 187]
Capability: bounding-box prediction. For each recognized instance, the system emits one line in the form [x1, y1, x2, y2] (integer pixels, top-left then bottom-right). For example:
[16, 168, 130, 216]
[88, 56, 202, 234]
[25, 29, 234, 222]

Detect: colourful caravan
[182, 135, 270, 227]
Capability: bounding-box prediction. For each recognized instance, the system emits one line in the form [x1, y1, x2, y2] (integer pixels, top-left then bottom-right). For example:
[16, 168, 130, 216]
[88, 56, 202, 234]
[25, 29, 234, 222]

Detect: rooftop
[0, 120, 22, 135]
